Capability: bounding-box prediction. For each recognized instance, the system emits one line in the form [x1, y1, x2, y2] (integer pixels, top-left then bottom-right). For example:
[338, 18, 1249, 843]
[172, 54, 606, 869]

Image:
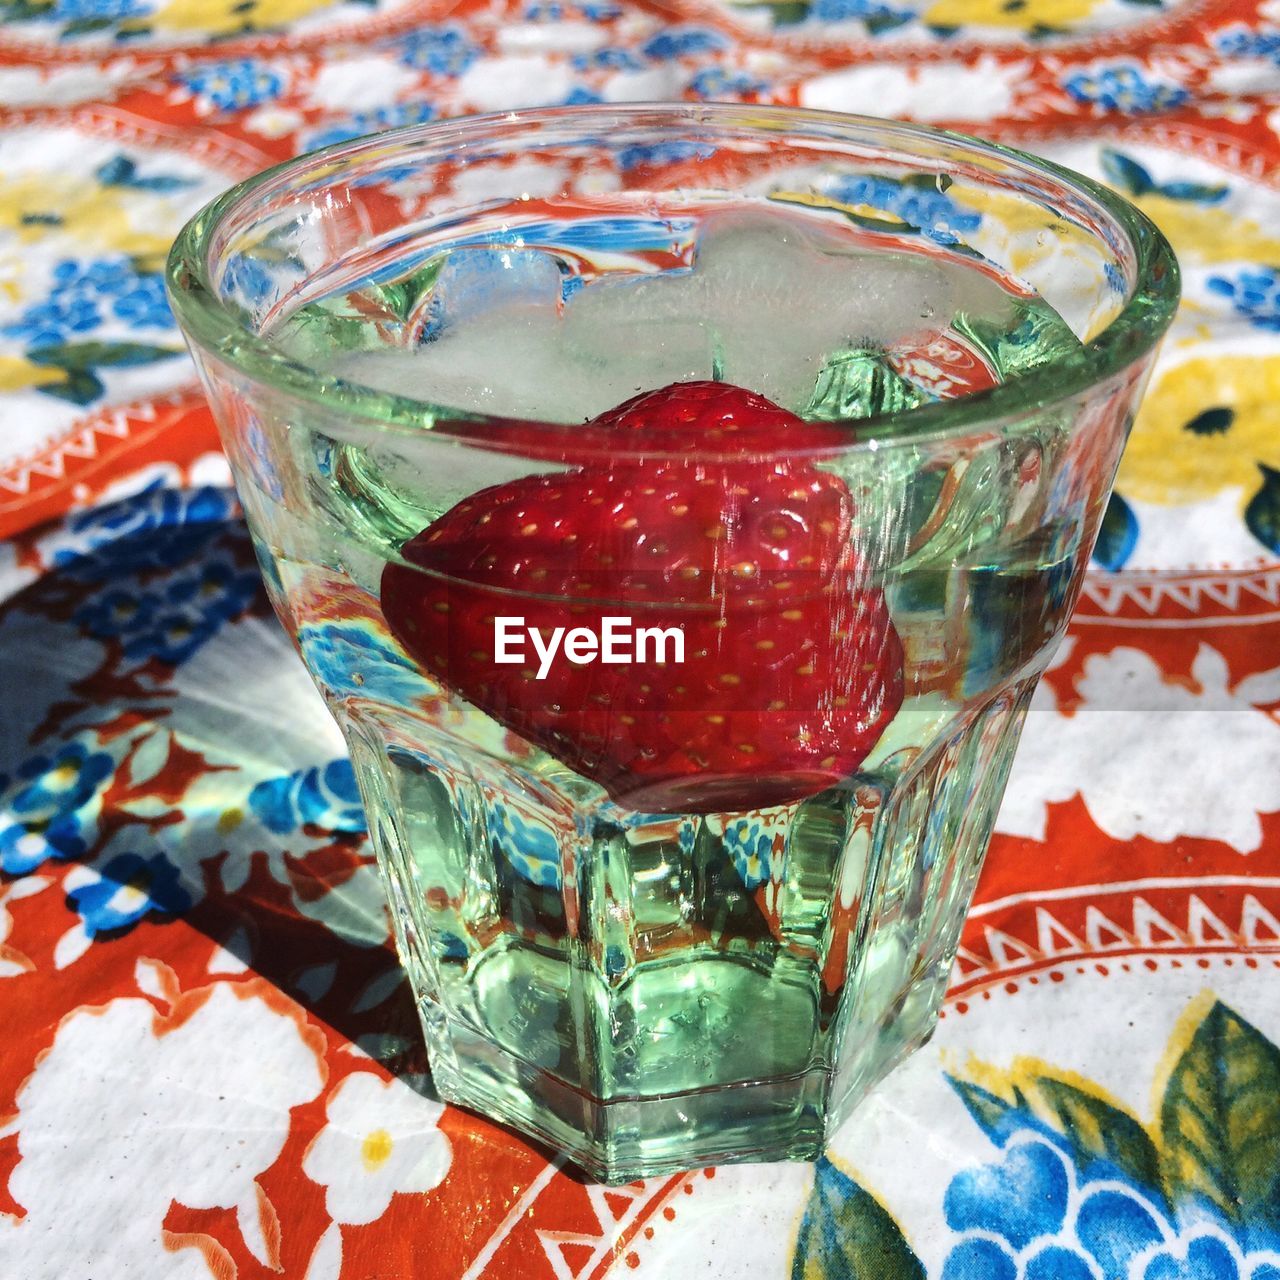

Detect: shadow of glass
[0, 503, 438, 1091]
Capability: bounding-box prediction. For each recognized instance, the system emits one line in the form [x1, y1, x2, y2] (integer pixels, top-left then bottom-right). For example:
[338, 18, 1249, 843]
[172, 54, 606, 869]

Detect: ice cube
[561, 271, 715, 411]
[343, 246, 579, 420]
[339, 326, 570, 421]
[334, 205, 1022, 426]
[424, 246, 563, 340]
[686, 206, 1021, 413]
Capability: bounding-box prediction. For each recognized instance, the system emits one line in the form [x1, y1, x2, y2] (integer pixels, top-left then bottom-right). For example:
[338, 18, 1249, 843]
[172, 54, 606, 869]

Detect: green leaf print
[1033, 1076, 1164, 1199]
[94, 156, 195, 193]
[863, 9, 911, 31]
[25, 343, 182, 404]
[843, 209, 921, 236]
[733, 0, 811, 22]
[1158, 181, 1229, 205]
[1100, 150, 1156, 198]
[948, 1075, 1033, 1145]
[28, 342, 183, 372]
[0, 0, 56, 19]
[60, 14, 114, 31]
[1244, 464, 1280, 554]
[1159, 1000, 1280, 1231]
[39, 369, 105, 406]
[791, 1157, 924, 1280]
[1093, 490, 1139, 571]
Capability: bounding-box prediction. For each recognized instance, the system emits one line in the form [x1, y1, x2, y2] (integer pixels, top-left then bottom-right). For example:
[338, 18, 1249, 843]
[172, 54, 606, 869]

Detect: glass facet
[168, 105, 1178, 1183]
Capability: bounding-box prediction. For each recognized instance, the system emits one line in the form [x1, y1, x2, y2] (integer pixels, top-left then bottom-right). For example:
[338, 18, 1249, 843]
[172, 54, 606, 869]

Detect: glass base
[427, 1001, 828, 1182]
[342, 675, 1038, 1183]
[419, 990, 938, 1184]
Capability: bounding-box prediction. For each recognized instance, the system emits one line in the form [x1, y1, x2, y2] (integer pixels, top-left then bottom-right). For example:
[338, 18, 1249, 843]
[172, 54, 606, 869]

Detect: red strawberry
[381, 383, 903, 813]
[442, 379, 852, 462]
[587, 380, 851, 453]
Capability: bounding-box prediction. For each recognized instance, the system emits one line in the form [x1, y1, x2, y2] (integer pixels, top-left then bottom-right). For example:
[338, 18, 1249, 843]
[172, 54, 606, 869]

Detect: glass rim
[166, 102, 1180, 457]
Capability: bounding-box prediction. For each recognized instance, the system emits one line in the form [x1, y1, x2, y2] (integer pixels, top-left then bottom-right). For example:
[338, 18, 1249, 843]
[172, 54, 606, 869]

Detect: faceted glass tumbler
[168, 105, 1177, 1183]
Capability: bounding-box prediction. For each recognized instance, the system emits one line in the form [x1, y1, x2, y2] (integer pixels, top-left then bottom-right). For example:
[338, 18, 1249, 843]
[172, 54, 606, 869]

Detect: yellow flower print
[1130, 194, 1280, 268]
[0, 356, 63, 393]
[145, 0, 339, 35]
[1118, 355, 1280, 505]
[924, 0, 1104, 32]
[0, 173, 171, 269]
[946, 185, 1123, 339]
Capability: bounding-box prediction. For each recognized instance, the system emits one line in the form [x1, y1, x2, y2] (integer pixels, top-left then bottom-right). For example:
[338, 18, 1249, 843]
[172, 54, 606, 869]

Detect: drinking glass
[167, 104, 1178, 1183]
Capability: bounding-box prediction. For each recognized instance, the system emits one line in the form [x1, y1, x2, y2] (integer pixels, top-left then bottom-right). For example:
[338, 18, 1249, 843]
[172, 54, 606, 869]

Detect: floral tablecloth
[1, 1, 1279, 1275]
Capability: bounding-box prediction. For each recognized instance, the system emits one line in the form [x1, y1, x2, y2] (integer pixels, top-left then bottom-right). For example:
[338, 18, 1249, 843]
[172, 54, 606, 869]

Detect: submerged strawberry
[381, 382, 903, 813]
[447, 380, 852, 462]
[589, 380, 850, 453]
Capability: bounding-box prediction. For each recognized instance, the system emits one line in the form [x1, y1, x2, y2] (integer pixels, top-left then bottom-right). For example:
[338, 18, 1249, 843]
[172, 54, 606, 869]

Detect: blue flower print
[610, 809, 699, 859]
[943, 1239, 1017, 1280]
[822, 174, 981, 243]
[163, 556, 261, 623]
[688, 66, 767, 99]
[48, 0, 150, 21]
[397, 24, 479, 75]
[1076, 1186, 1167, 1276]
[722, 815, 779, 889]
[0, 812, 86, 877]
[74, 588, 158, 640]
[0, 741, 114, 875]
[304, 103, 437, 156]
[124, 607, 220, 665]
[53, 258, 136, 294]
[1207, 268, 1280, 331]
[526, 0, 619, 20]
[72, 518, 226, 581]
[945, 1138, 1071, 1252]
[1062, 63, 1190, 114]
[4, 294, 99, 348]
[618, 139, 716, 171]
[942, 1136, 1183, 1279]
[798, 1004, 1280, 1280]
[641, 27, 726, 59]
[1023, 1246, 1095, 1280]
[941, 1048, 1280, 1280]
[110, 274, 172, 329]
[489, 799, 561, 888]
[9, 743, 112, 824]
[298, 621, 433, 705]
[4, 256, 172, 349]
[678, 820, 697, 856]
[177, 59, 286, 112]
[1213, 25, 1280, 65]
[70, 536, 258, 666]
[67, 852, 192, 937]
[1141, 1234, 1280, 1280]
[50, 484, 237, 577]
[249, 759, 366, 836]
[108, 557, 256, 663]
[1146, 1236, 1233, 1280]
[222, 254, 277, 309]
[572, 45, 643, 71]
[810, 0, 912, 26]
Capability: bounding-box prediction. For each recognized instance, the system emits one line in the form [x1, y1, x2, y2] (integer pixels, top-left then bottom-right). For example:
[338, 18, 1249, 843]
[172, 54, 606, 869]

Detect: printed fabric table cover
[0, 0, 1279, 1273]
